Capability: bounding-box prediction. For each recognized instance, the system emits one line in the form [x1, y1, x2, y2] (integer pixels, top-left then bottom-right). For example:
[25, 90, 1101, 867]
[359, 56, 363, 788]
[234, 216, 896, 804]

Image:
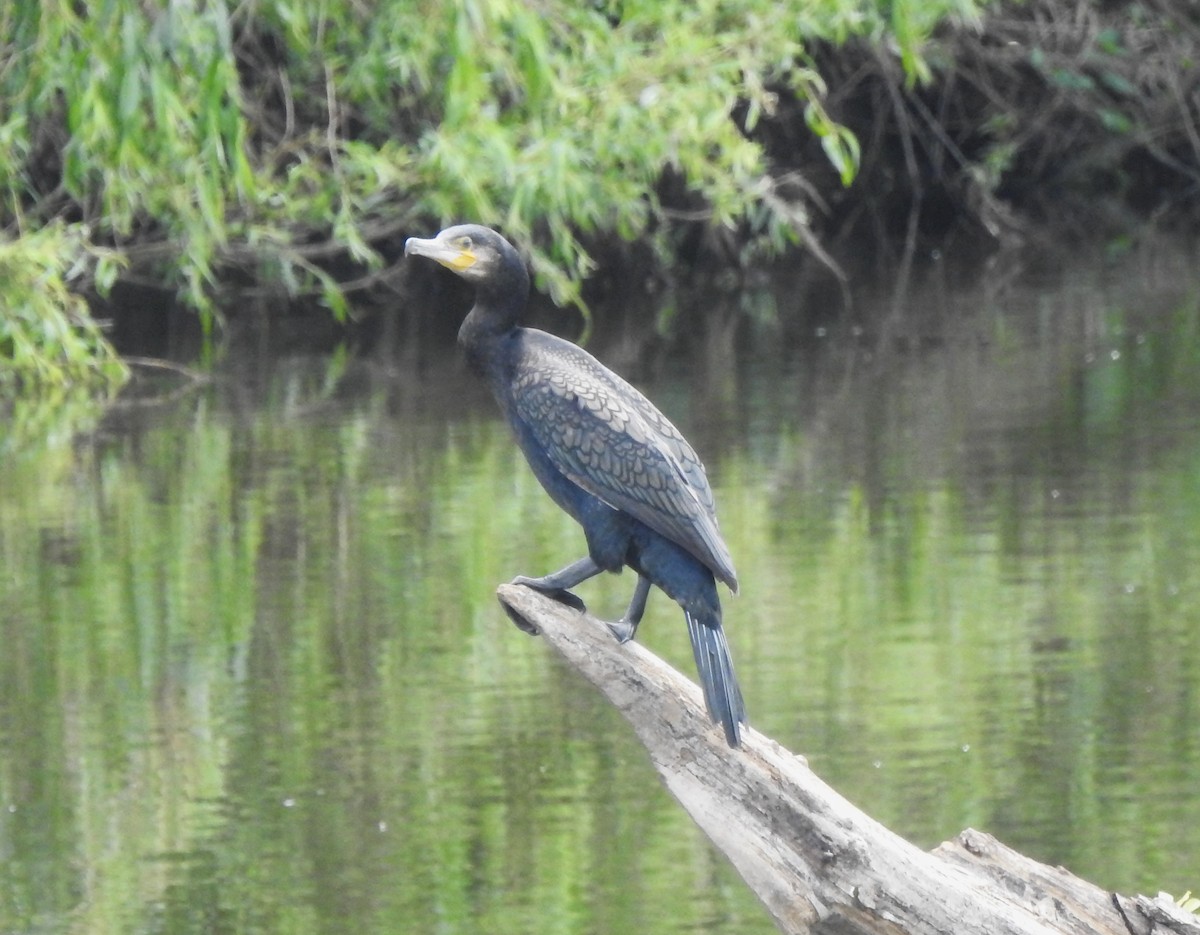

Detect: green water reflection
[3, 250, 1200, 933]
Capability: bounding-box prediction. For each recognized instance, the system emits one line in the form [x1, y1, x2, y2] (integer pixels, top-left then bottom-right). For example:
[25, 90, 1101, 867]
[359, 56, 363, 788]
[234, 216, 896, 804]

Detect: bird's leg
[512, 556, 600, 612]
[607, 574, 651, 644]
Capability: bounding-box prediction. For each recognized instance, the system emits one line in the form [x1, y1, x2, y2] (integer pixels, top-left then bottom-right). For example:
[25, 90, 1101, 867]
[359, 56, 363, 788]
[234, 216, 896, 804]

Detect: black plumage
[405, 224, 746, 747]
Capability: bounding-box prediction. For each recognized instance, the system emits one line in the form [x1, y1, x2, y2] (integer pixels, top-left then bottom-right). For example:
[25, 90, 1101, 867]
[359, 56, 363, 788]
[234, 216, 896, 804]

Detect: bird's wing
[511, 358, 737, 590]
[573, 353, 720, 517]
[544, 340, 720, 511]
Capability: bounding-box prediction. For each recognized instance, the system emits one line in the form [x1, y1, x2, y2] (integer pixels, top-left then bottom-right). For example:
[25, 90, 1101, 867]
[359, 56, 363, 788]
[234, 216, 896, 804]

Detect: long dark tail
[685, 609, 746, 747]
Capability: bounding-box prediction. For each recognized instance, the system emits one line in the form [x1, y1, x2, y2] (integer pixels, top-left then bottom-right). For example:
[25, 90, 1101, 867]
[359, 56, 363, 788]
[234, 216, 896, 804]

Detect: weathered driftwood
[498, 583, 1200, 935]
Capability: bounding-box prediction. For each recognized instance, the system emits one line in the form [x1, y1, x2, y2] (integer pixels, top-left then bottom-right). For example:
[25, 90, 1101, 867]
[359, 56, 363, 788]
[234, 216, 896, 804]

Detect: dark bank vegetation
[1, 0, 1198, 389]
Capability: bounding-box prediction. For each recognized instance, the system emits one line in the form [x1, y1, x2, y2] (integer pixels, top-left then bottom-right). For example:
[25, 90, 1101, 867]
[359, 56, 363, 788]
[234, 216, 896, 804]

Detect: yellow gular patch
[440, 249, 477, 272]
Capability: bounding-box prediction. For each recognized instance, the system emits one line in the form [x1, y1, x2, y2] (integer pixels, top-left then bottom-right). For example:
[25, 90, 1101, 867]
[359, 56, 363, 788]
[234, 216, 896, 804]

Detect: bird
[405, 224, 746, 747]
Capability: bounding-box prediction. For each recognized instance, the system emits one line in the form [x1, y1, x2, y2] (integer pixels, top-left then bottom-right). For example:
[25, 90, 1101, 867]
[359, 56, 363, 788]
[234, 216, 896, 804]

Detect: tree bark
[497, 583, 1200, 935]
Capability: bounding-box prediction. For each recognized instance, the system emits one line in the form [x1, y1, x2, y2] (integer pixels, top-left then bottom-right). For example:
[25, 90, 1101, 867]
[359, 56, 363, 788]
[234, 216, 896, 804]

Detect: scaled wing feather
[511, 348, 737, 590]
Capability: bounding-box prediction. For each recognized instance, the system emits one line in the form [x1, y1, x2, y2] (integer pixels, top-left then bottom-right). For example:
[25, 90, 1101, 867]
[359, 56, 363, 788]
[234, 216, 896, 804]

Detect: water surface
[3, 244, 1200, 933]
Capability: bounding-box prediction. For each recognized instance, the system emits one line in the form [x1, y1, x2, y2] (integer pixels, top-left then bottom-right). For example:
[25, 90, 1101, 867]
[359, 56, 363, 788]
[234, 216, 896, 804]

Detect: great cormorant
[405, 224, 746, 747]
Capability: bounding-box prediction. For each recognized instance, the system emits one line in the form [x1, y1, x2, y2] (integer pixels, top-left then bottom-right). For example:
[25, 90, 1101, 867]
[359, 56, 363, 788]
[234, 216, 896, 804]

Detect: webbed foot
[502, 601, 540, 635]
[511, 575, 587, 612]
[606, 618, 637, 644]
[510, 557, 601, 612]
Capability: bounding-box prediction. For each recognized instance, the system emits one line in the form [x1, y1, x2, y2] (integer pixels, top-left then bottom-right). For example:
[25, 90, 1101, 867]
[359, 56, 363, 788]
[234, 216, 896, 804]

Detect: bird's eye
[457, 236, 473, 249]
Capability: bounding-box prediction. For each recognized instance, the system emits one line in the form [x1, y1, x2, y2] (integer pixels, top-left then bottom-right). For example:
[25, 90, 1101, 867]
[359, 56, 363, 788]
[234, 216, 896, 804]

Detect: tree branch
[497, 584, 1198, 935]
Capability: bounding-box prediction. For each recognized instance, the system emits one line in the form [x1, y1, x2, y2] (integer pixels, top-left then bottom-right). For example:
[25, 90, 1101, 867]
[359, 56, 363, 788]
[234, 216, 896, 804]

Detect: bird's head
[404, 224, 518, 286]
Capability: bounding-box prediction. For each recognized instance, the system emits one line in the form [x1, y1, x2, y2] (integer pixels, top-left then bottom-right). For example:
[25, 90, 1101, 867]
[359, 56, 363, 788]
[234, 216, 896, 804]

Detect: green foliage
[2, 2, 252, 287]
[0, 0, 987, 360]
[0, 225, 128, 391]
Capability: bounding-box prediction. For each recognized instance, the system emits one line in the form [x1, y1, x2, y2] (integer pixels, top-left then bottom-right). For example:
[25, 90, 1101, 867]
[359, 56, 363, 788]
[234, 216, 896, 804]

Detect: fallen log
[497, 583, 1200, 935]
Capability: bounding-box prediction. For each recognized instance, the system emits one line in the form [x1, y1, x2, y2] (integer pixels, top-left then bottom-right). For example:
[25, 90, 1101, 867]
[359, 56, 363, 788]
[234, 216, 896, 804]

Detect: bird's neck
[457, 307, 511, 380]
[457, 273, 529, 373]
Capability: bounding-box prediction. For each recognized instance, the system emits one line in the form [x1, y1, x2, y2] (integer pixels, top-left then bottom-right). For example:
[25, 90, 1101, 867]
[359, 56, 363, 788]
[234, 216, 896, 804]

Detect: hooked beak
[404, 235, 478, 272]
